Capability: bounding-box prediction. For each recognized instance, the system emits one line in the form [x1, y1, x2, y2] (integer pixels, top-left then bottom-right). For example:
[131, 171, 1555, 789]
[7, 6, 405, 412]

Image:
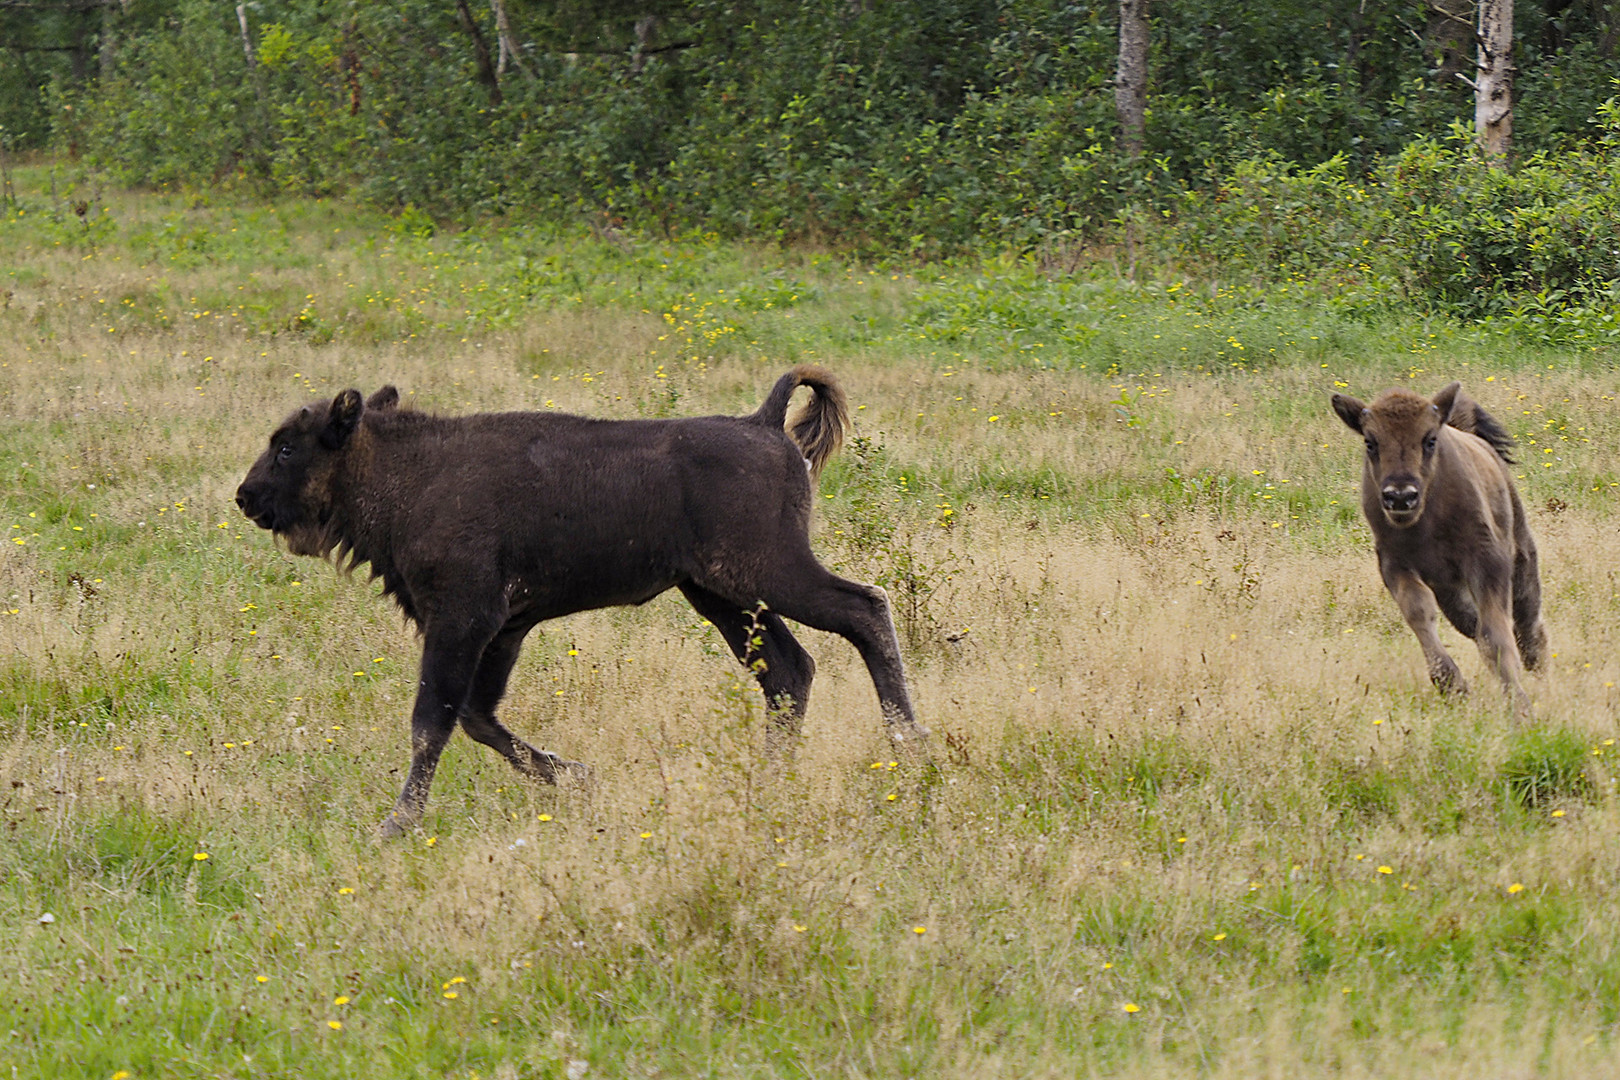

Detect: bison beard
[236, 367, 928, 837]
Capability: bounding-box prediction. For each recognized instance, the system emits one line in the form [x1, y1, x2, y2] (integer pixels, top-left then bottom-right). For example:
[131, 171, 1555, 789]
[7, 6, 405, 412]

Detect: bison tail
[750, 364, 849, 479]
[1448, 393, 1517, 464]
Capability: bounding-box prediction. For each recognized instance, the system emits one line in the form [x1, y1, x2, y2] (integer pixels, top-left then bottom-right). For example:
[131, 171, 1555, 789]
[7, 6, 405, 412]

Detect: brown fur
[237, 369, 927, 836]
[1332, 382, 1547, 717]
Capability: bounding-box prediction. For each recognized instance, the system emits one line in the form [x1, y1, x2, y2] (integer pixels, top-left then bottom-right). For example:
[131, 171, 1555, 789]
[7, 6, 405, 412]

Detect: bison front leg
[458, 626, 591, 787]
[379, 630, 489, 839]
[1382, 566, 1467, 697]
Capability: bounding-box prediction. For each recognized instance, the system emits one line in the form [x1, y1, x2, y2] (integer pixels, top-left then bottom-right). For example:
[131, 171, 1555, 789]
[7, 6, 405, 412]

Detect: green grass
[3, 166, 1620, 1077]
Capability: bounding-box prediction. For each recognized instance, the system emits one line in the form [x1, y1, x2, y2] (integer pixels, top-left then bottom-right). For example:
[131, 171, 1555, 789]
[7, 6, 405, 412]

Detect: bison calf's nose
[1381, 484, 1419, 512]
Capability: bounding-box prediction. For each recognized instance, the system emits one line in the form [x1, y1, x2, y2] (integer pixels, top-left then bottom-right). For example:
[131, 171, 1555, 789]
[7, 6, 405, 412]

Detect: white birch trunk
[490, 0, 532, 80]
[1475, 0, 1513, 163]
[1115, 0, 1149, 158]
[631, 15, 659, 75]
[236, 4, 256, 69]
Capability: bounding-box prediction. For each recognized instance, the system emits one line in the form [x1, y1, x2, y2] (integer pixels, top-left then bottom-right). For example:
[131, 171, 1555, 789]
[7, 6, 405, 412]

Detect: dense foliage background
[4, 1, 1620, 318]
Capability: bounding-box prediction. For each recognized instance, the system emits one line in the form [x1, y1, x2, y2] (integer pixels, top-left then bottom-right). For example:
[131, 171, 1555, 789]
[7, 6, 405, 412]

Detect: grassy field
[3, 169, 1620, 1079]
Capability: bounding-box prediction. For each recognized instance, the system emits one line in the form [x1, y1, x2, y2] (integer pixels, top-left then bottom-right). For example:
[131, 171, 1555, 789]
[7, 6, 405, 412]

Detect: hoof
[555, 759, 593, 791]
[887, 723, 932, 758]
[377, 812, 413, 840]
[764, 723, 802, 763]
[1431, 669, 1468, 698]
[1520, 624, 1549, 672]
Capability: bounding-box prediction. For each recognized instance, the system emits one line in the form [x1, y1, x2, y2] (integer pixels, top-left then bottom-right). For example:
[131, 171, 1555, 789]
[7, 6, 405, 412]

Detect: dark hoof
[377, 812, 413, 840]
[1431, 669, 1468, 698]
[1519, 625, 1549, 672]
[764, 724, 802, 763]
[555, 759, 593, 791]
[888, 723, 932, 760]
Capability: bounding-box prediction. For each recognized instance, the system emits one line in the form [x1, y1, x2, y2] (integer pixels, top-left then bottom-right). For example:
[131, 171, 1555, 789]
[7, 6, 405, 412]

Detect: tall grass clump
[1499, 727, 1596, 809]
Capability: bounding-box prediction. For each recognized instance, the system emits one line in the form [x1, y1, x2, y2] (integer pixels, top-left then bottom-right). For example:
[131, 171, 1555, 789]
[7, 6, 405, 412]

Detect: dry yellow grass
[4, 182, 1620, 1077]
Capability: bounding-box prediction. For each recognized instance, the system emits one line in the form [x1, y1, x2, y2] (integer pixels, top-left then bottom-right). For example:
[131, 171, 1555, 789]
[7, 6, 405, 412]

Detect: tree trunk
[1475, 0, 1513, 163]
[99, 0, 119, 80]
[236, 4, 256, 68]
[1115, 0, 1149, 158]
[1599, 0, 1620, 57]
[1541, 0, 1574, 54]
[631, 14, 659, 75]
[456, 0, 503, 107]
[68, 5, 91, 83]
[1425, 0, 1473, 94]
[490, 0, 531, 79]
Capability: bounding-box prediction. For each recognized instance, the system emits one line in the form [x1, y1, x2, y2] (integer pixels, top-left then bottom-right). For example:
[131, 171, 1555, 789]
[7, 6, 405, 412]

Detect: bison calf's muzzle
[1379, 481, 1419, 515]
[238, 368, 927, 836]
[233, 486, 273, 531]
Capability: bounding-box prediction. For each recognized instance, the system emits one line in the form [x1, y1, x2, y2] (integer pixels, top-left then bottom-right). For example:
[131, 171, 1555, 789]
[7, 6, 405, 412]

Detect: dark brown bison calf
[237, 367, 928, 836]
[1331, 382, 1548, 718]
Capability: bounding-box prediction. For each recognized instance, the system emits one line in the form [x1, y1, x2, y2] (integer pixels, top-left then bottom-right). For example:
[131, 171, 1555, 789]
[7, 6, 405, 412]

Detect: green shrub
[1168, 152, 1380, 280]
[1378, 128, 1620, 317]
[68, 0, 270, 188]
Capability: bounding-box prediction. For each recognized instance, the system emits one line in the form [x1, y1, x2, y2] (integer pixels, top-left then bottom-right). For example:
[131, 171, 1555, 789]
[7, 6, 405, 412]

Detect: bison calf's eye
[1364, 439, 1378, 457]
[1423, 435, 1437, 454]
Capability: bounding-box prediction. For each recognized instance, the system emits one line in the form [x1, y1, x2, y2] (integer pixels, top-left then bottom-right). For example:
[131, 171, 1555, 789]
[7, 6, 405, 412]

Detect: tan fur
[1331, 382, 1548, 717]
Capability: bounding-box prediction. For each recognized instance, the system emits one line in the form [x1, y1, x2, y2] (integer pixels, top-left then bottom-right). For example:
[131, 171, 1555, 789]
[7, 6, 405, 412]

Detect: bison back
[375, 411, 815, 614]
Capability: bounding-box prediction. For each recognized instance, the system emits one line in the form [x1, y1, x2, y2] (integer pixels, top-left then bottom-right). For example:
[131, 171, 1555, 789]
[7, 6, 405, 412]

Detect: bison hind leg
[678, 583, 816, 759]
[1512, 548, 1548, 673]
[456, 627, 592, 788]
[460, 712, 591, 787]
[764, 572, 930, 753]
[1516, 619, 1549, 673]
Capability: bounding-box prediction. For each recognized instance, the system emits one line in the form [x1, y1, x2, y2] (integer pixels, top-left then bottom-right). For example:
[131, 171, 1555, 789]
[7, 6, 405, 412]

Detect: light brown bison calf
[236, 367, 928, 837]
[1331, 382, 1547, 717]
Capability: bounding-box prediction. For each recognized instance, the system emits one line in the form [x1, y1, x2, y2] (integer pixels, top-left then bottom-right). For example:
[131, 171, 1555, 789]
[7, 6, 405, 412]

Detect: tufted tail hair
[1448, 391, 1516, 463]
[749, 364, 850, 479]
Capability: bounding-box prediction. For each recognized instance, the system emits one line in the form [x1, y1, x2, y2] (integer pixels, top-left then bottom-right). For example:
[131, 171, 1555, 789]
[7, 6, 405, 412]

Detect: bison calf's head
[237, 387, 394, 555]
[1332, 382, 1460, 528]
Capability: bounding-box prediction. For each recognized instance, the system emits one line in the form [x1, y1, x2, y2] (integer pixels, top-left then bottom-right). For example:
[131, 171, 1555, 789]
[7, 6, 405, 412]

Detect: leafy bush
[36, 0, 1620, 347]
[1378, 128, 1620, 317]
[65, 0, 271, 188]
[1168, 152, 1380, 280]
[1490, 282, 1620, 346]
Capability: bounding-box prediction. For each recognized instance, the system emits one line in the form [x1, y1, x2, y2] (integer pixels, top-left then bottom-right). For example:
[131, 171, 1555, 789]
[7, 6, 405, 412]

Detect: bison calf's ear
[1331, 393, 1367, 434]
[366, 386, 400, 412]
[321, 389, 365, 450]
[1431, 381, 1461, 426]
